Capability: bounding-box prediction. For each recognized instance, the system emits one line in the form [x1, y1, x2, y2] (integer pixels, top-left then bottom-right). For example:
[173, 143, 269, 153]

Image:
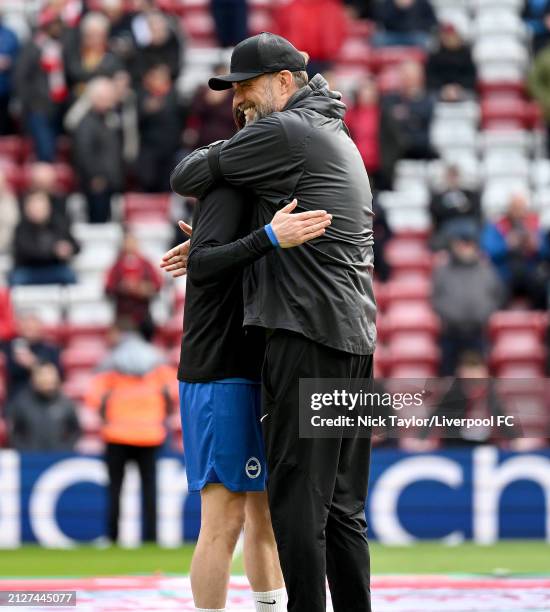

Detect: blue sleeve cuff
[264, 223, 280, 248]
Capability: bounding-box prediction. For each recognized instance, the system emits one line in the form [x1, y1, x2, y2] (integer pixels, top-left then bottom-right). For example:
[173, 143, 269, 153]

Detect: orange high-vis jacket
[86, 365, 177, 446]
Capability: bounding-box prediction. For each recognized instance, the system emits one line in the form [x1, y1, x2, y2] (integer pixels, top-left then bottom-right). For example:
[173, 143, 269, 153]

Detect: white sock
[195, 608, 225, 612]
[252, 587, 287, 611]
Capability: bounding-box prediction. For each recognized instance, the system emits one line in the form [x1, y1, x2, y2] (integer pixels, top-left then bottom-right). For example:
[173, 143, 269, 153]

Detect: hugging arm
[169, 115, 292, 198]
[161, 196, 331, 282]
[184, 186, 273, 287]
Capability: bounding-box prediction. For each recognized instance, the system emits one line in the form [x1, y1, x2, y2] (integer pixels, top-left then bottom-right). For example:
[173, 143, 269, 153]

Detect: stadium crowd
[1, 0, 550, 462]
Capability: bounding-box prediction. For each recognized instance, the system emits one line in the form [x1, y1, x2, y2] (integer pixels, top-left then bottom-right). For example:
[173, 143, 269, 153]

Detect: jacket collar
[284, 73, 347, 120]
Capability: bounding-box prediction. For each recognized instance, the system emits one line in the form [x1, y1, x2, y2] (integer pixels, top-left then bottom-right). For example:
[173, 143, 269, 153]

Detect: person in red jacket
[275, 0, 347, 77]
[105, 229, 162, 339]
[346, 76, 381, 186]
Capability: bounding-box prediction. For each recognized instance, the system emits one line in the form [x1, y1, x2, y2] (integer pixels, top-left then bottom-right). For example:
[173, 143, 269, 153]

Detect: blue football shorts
[179, 378, 267, 492]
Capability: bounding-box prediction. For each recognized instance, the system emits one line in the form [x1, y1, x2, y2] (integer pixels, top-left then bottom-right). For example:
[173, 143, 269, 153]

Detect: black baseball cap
[208, 32, 307, 91]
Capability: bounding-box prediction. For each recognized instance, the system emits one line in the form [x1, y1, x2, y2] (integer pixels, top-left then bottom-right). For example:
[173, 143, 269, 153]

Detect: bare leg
[243, 491, 284, 592]
[191, 484, 246, 609]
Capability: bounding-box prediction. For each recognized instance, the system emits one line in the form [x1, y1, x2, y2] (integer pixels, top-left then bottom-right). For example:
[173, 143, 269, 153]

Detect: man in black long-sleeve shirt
[161, 184, 330, 612]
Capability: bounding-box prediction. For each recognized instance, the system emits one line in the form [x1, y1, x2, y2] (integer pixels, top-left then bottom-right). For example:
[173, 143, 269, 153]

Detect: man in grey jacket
[169, 32, 376, 612]
[432, 221, 505, 375]
[8, 362, 80, 451]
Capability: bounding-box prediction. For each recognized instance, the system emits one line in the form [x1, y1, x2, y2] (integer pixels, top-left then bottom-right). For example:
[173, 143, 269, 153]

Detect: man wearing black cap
[170, 32, 376, 612]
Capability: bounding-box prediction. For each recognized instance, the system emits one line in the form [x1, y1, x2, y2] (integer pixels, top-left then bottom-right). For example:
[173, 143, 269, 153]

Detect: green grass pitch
[0, 542, 549, 578]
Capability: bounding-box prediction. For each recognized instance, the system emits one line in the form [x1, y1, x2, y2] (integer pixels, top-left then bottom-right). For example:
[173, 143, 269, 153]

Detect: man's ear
[278, 70, 295, 95]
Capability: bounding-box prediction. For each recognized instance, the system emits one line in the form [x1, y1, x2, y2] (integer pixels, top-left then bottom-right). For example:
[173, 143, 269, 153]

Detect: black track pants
[261, 330, 372, 612]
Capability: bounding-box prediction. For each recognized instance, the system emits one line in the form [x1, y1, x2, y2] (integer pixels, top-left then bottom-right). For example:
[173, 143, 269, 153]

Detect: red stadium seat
[336, 38, 372, 67]
[0, 416, 7, 448]
[168, 344, 180, 367]
[380, 303, 440, 339]
[53, 162, 78, 192]
[63, 372, 95, 403]
[56, 136, 72, 163]
[58, 324, 110, 347]
[392, 229, 431, 241]
[490, 332, 547, 376]
[373, 280, 387, 312]
[378, 333, 440, 373]
[157, 317, 182, 347]
[370, 46, 426, 72]
[62, 340, 108, 373]
[481, 98, 533, 130]
[157, 0, 187, 15]
[20, 163, 78, 194]
[180, 13, 216, 44]
[346, 18, 374, 38]
[497, 363, 545, 378]
[478, 80, 526, 99]
[385, 239, 433, 277]
[0, 158, 28, 193]
[174, 287, 186, 312]
[0, 136, 27, 163]
[124, 193, 172, 223]
[384, 277, 431, 307]
[386, 363, 437, 378]
[249, 7, 274, 35]
[373, 356, 386, 378]
[488, 310, 548, 342]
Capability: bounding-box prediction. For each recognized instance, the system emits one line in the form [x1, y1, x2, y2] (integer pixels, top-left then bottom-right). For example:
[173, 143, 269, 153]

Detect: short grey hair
[292, 70, 309, 89]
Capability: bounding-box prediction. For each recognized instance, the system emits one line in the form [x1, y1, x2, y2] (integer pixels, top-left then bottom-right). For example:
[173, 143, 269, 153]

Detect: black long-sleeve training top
[178, 184, 274, 382]
[171, 74, 377, 356]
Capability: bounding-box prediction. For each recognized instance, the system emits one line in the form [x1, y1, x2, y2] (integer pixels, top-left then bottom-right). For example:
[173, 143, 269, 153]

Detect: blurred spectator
[7, 362, 80, 451]
[135, 63, 183, 192]
[85, 319, 175, 543]
[99, 0, 135, 63]
[183, 64, 235, 150]
[373, 0, 437, 49]
[65, 70, 139, 167]
[426, 22, 477, 101]
[10, 190, 79, 286]
[0, 287, 15, 342]
[380, 61, 435, 182]
[64, 12, 122, 96]
[528, 44, 550, 156]
[0, 14, 19, 135]
[15, 8, 67, 162]
[346, 76, 381, 182]
[429, 164, 481, 250]
[105, 229, 162, 339]
[129, 11, 183, 83]
[2, 312, 61, 399]
[275, 0, 346, 77]
[28, 162, 67, 220]
[0, 168, 19, 253]
[373, 197, 393, 281]
[481, 192, 550, 308]
[523, 0, 550, 54]
[211, 0, 248, 48]
[73, 77, 123, 223]
[433, 222, 504, 375]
